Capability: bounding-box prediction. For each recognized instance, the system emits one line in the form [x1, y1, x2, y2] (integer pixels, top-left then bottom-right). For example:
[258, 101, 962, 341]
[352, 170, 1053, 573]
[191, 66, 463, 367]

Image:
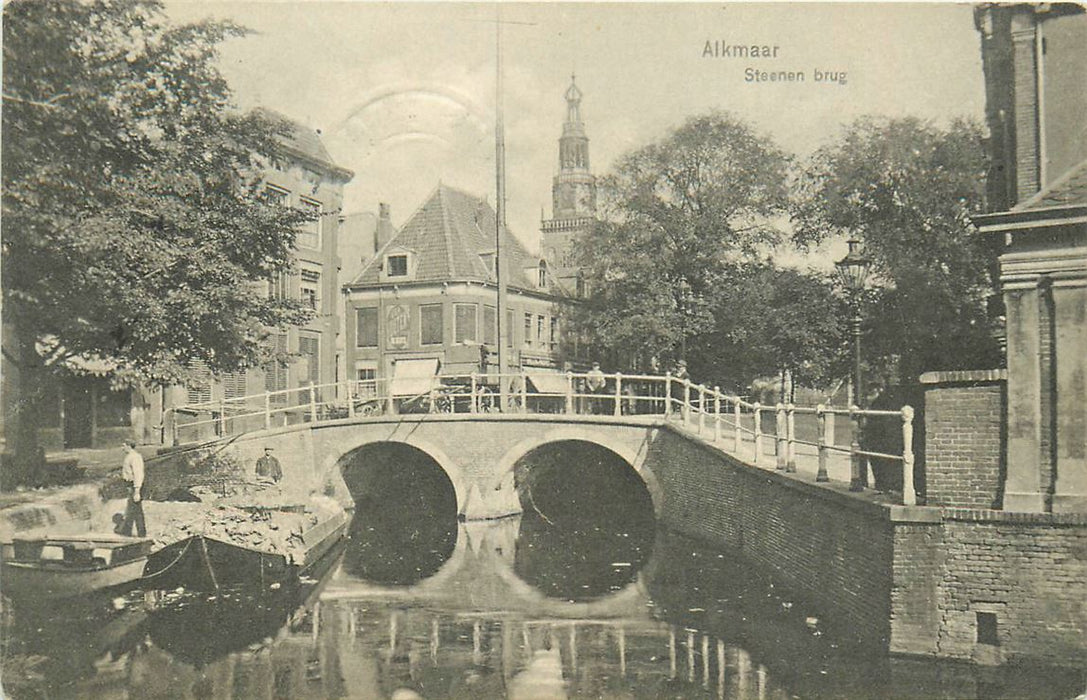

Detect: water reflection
[3, 517, 1085, 698]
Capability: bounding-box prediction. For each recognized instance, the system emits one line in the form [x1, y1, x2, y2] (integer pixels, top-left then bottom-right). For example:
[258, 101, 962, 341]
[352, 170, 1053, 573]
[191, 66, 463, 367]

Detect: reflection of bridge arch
[333, 436, 470, 517]
[495, 427, 663, 517]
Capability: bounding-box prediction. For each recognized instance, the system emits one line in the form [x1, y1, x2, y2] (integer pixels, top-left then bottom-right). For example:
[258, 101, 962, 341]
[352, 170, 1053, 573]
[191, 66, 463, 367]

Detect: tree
[2, 0, 312, 480]
[792, 116, 1002, 387]
[688, 263, 844, 396]
[570, 111, 792, 371]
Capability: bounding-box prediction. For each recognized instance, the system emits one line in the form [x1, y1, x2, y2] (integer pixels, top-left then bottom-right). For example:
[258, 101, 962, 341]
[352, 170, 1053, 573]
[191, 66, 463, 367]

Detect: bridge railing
[166, 370, 916, 505]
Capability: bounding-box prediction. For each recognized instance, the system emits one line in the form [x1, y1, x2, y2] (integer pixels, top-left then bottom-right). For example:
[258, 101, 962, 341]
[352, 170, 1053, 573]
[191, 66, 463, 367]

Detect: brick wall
[894, 509, 1087, 666]
[646, 426, 895, 650]
[920, 370, 1006, 509]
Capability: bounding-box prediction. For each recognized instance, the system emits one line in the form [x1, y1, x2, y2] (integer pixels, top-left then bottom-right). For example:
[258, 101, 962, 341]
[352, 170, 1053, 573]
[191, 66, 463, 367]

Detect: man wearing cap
[256, 447, 283, 483]
[120, 439, 146, 537]
[586, 362, 607, 414]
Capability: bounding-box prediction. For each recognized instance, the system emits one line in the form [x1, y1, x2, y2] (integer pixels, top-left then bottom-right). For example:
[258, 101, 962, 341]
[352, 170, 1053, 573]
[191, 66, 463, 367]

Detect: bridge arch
[493, 426, 663, 517]
[332, 435, 470, 518]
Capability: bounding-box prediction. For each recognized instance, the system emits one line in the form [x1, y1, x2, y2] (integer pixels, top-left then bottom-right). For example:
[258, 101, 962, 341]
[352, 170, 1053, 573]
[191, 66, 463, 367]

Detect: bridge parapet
[166, 370, 917, 505]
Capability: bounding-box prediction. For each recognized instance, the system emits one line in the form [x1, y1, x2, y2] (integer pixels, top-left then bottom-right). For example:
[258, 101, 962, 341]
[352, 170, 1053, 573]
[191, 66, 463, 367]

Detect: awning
[526, 370, 570, 395]
[390, 358, 439, 397]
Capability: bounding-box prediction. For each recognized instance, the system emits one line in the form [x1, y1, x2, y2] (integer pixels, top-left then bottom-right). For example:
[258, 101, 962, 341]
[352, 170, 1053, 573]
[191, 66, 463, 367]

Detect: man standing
[120, 439, 146, 537]
[586, 362, 607, 414]
[256, 447, 283, 483]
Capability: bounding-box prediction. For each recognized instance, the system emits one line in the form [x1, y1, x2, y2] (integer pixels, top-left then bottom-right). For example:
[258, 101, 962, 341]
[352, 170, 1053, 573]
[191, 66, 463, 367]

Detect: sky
[166, 1, 988, 262]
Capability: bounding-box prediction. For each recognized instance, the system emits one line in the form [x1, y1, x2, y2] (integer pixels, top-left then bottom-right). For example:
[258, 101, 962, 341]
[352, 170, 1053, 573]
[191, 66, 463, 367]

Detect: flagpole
[495, 3, 510, 411]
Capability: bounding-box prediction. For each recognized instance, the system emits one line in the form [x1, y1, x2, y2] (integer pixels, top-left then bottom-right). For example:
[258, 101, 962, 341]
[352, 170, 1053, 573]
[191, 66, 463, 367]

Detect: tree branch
[2, 92, 71, 109]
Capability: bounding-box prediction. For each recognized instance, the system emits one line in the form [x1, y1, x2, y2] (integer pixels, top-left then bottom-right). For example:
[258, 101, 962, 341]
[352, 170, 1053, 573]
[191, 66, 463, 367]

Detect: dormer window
[387, 254, 409, 277]
[538, 260, 548, 288]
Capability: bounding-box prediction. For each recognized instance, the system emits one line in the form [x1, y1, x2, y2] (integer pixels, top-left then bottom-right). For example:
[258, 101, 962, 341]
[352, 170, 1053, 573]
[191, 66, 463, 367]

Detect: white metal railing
[166, 370, 917, 505]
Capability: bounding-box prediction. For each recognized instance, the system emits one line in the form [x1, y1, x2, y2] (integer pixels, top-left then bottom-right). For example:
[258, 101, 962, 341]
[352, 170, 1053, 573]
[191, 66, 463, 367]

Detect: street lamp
[835, 238, 871, 491]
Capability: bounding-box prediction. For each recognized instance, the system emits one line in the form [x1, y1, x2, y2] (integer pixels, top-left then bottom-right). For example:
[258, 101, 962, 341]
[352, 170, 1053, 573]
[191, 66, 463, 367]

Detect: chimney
[376, 203, 394, 253]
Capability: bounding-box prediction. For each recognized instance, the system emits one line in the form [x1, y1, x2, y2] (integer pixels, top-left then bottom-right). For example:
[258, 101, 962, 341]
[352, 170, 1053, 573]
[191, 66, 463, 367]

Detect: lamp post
[835, 238, 871, 491]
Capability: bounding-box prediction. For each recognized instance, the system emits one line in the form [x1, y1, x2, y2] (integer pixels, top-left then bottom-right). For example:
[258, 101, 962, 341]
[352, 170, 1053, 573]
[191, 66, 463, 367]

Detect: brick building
[343, 184, 573, 397]
[971, 3, 1087, 513]
[142, 111, 354, 442]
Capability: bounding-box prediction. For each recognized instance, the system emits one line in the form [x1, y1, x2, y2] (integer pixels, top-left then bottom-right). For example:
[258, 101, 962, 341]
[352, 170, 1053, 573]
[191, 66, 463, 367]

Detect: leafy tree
[570, 111, 792, 371]
[2, 0, 312, 479]
[689, 263, 845, 396]
[792, 116, 1002, 386]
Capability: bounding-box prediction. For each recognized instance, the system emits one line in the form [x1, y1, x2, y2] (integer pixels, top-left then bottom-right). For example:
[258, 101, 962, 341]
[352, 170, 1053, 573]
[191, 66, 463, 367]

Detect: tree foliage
[2, 0, 313, 468]
[570, 111, 792, 370]
[792, 116, 1002, 385]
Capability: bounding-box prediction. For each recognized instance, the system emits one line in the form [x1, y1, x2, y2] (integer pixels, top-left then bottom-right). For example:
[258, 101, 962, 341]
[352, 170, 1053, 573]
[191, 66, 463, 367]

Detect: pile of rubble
[142, 485, 343, 563]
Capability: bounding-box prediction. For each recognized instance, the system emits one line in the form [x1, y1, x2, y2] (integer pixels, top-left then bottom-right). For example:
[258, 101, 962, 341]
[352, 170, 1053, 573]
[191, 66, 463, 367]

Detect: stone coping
[918, 369, 1007, 385]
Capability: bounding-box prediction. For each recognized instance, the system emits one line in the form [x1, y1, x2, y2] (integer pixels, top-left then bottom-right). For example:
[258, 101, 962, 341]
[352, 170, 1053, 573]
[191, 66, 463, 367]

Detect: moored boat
[1, 534, 153, 601]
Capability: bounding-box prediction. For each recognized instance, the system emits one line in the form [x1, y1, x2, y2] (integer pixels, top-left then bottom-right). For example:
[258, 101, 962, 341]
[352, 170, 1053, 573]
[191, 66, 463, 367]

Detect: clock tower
[541, 76, 596, 274]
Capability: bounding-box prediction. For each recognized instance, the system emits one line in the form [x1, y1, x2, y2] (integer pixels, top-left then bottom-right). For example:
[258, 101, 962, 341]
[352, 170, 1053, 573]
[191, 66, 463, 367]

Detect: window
[484, 306, 497, 346]
[480, 253, 495, 276]
[538, 260, 548, 288]
[300, 268, 321, 311]
[265, 186, 289, 208]
[222, 371, 247, 400]
[355, 365, 378, 398]
[523, 313, 534, 348]
[356, 308, 378, 347]
[265, 334, 288, 398]
[298, 334, 320, 385]
[976, 612, 999, 646]
[298, 198, 321, 250]
[576, 272, 586, 298]
[455, 304, 478, 344]
[537, 315, 545, 347]
[420, 304, 443, 345]
[188, 359, 212, 404]
[550, 317, 558, 351]
[387, 254, 408, 277]
[268, 269, 290, 301]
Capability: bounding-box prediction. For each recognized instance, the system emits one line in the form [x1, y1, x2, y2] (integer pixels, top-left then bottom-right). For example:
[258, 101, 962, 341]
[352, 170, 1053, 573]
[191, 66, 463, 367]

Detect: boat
[1, 534, 153, 602]
[142, 508, 350, 591]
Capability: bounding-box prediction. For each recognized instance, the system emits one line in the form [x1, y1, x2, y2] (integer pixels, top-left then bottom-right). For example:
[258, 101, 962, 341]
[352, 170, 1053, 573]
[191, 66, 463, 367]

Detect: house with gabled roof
[344, 184, 575, 396]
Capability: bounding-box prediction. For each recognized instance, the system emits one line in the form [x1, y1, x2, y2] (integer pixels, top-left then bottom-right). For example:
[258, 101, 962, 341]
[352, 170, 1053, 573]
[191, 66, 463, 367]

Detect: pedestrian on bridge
[586, 362, 607, 414]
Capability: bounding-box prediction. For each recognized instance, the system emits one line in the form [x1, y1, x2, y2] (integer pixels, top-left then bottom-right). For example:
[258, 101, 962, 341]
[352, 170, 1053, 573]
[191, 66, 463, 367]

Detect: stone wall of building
[920, 370, 1006, 509]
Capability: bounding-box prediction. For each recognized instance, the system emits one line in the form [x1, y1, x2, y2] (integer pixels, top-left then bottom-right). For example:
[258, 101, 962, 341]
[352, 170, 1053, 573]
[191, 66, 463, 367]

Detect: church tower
[541, 76, 596, 275]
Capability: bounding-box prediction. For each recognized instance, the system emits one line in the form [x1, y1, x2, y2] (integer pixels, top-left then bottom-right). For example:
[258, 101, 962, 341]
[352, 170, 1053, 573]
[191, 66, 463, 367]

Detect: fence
[167, 370, 916, 505]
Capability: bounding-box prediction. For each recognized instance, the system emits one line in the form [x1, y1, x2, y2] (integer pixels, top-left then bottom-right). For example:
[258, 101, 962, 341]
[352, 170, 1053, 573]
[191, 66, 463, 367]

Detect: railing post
[614, 373, 623, 417]
[347, 381, 356, 419]
[786, 403, 797, 473]
[168, 409, 179, 447]
[664, 372, 672, 418]
[733, 401, 742, 453]
[682, 381, 691, 424]
[470, 373, 478, 415]
[752, 402, 762, 466]
[309, 385, 318, 422]
[565, 372, 574, 415]
[264, 392, 272, 429]
[388, 382, 397, 415]
[697, 385, 706, 434]
[902, 405, 916, 505]
[816, 404, 829, 482]
[714, 388, 721, 442]
[218, 398, 226, 436]
[520, 369, 528, 412]
[775, 403, 786, 470]
[849, 405, 864, 491]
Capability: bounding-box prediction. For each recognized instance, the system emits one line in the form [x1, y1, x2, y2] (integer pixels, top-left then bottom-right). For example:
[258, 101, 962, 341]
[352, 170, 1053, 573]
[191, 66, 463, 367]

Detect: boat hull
[2, 557, 148, 601]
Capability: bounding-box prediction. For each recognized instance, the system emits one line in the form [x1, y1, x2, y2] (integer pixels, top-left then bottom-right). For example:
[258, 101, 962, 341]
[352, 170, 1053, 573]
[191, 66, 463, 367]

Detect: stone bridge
[196, 413, 670, 521]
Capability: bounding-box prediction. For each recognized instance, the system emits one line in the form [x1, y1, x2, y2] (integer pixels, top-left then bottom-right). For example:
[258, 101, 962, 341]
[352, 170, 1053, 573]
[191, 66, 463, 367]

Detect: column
[1003, 285, 1045, 511]
[1052, 284, 1087, 512]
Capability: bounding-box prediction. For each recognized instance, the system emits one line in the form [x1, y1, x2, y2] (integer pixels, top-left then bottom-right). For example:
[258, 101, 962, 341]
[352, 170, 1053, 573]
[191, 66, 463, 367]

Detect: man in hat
[586, 361, 607, 414]
[120, 439, 146, 537]
[255, 447, 282, 483]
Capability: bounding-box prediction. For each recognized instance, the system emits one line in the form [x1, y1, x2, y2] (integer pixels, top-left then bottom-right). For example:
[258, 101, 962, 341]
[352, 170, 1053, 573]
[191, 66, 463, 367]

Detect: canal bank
[649, 422, 1087, 668]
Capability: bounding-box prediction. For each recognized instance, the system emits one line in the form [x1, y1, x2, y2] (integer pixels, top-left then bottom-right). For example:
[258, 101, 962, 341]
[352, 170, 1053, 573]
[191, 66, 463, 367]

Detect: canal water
[3, 503, 1085, 699]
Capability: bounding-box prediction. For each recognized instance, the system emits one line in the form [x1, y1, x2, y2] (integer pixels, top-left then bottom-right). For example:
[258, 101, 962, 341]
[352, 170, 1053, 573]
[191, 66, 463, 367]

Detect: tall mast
[495, 4, 510, 410]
